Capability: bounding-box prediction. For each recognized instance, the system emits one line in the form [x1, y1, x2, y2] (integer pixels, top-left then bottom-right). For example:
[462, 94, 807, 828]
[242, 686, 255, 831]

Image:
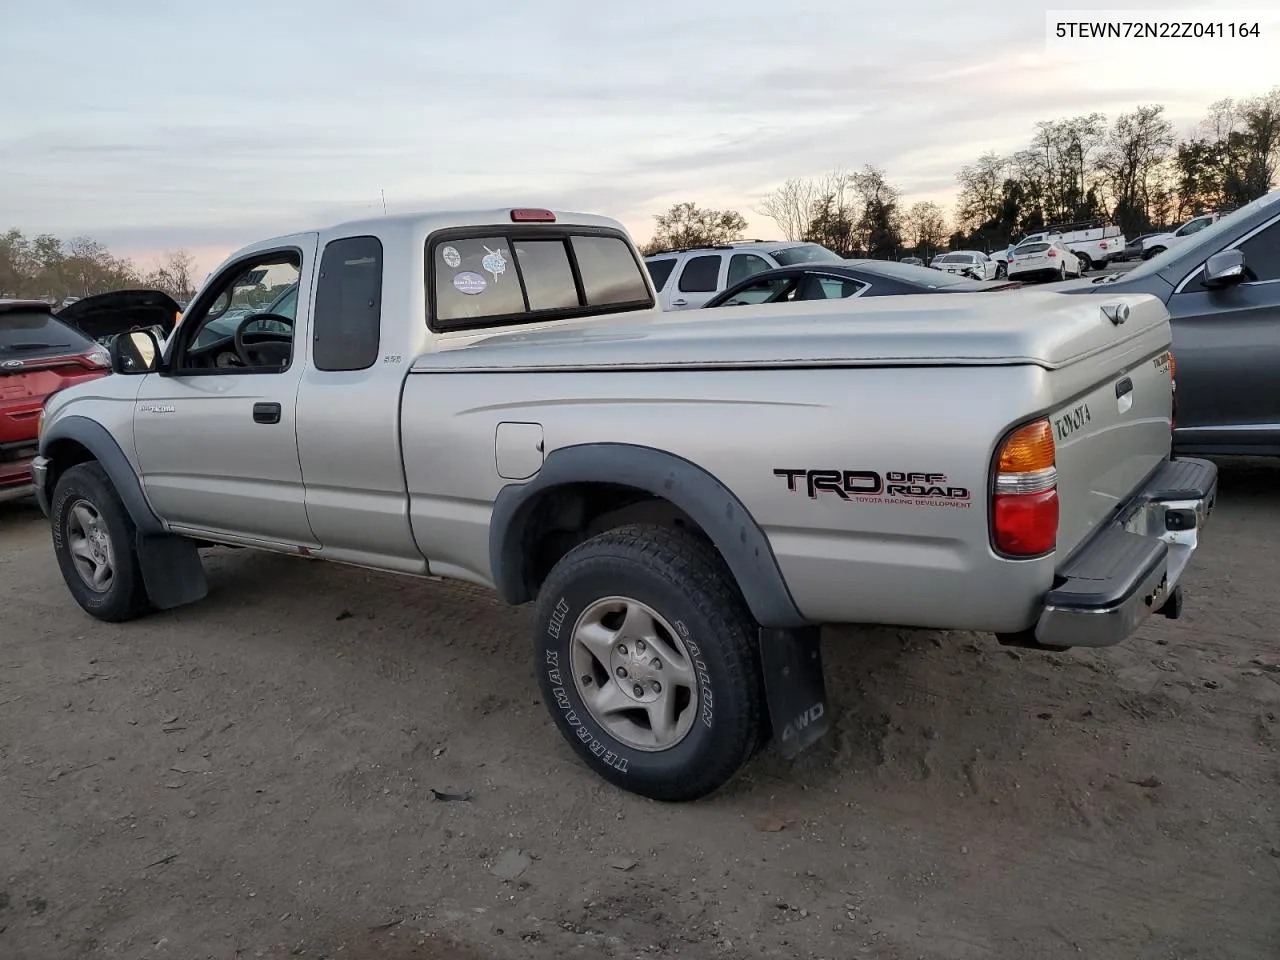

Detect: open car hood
[55, 289, 181, 344]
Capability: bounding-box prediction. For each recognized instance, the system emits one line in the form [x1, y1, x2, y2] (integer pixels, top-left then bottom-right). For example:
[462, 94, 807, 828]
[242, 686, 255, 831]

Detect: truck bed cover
[412, 289, 1167, 373]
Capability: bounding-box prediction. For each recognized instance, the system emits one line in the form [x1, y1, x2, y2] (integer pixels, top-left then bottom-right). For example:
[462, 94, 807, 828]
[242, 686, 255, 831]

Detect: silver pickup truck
[32, 207, 1218, 801]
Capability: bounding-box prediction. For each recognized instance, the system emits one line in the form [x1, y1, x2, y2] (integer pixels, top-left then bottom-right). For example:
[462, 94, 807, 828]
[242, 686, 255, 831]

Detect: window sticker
[441, 245, 461, 268]
[482, 245, 508, 281]
[452, 271, 487, 295]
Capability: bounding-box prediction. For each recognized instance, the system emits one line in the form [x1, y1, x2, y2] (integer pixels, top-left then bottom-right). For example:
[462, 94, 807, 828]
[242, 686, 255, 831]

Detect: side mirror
[110, 329, 161, 375]
[1202, 249, 1246, 290]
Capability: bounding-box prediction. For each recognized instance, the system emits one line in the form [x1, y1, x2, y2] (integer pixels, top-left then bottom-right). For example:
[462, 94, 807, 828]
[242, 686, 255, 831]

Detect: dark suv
[1063, 188, 1280, 456]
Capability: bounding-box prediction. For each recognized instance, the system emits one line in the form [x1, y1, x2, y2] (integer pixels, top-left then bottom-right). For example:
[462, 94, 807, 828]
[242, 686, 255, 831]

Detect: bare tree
[642, 202, 748, 254]
[758, 177, 821, 241]
[954, 153, 1009, 232]
[147, 249, 199, 299]
[903, 201, 949, 253]
[850, 165, 903, 258]
[1099, 105, 1176, 233]
[1238, 87, 1280, 198]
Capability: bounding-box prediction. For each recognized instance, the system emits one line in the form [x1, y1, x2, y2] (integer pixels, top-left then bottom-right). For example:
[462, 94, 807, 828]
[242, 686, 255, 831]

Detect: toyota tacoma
[31, 207, 1217, 801]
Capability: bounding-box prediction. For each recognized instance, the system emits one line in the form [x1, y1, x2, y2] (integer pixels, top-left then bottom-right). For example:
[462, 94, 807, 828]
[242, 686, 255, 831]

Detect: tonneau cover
[412, 289, 1168, 373]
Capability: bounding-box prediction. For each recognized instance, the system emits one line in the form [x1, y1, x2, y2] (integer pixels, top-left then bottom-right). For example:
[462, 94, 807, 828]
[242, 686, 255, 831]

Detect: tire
[1075, 252, 1091, 273]
[1058, 262, 1067, 281]
[533, 522, 764, 802]
[995, 263, 1007, 279]
[50, 462, 151, 622]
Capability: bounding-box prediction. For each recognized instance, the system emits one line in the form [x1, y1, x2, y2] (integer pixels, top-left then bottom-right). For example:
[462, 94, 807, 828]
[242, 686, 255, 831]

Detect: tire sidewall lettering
[537, 580, 722, 778]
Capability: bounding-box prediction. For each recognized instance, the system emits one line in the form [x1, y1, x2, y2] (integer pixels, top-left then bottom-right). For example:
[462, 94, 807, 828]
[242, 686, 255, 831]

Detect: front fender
[38, 414, 163, 535]
[39, 414, 208, 611]
[488, 442, 807, 629]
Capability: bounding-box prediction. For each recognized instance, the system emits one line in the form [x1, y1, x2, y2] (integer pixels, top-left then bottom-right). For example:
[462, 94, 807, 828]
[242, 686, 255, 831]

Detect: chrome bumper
[30, 455, 51, 516]
[1034, 458, 1217, 648]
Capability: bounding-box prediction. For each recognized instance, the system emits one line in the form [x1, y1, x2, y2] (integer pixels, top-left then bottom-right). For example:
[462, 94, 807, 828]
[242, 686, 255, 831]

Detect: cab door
[668, 254, 725, 309]
[131, 235, 320, 547]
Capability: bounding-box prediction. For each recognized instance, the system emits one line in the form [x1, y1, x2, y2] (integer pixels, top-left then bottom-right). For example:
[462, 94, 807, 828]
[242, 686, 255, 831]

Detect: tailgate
[1049, 339, 1174, 557]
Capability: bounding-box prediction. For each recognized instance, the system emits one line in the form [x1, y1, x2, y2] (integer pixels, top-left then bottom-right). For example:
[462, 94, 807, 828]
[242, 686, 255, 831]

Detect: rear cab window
[429, 226, 653, 330]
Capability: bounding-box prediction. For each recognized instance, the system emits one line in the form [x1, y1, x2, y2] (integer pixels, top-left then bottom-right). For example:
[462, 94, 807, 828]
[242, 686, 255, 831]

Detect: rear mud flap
[136, 533, 208, 610]
[758, 626, 831, 758]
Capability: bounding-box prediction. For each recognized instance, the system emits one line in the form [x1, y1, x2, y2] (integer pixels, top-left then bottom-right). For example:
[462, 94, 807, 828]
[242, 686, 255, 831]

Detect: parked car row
[643, 241, 845, 310]
[1006, 240, 1085, 282]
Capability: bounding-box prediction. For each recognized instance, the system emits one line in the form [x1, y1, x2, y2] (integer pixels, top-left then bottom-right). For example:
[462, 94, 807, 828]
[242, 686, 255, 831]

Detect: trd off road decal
[774, 468, 971, 508]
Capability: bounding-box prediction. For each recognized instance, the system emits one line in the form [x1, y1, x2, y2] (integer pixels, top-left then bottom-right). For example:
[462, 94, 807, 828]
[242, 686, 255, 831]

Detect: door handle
[670, 298, 688, 307]
[252, 402, 281, 424]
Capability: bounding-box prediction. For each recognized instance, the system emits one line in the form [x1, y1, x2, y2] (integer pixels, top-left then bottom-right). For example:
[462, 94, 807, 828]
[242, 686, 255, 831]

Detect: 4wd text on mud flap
[781, 702, 825, 743]
[774, 469, 970, 502]
[1053, 403, 1091, 441]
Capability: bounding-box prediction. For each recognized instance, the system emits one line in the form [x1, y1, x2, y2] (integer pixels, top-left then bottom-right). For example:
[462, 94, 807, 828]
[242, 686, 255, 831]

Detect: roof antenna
[381, 189, 387, 215]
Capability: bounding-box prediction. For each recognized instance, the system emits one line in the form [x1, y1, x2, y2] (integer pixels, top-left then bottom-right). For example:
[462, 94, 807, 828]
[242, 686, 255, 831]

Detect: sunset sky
[2, 0, 1278, 276]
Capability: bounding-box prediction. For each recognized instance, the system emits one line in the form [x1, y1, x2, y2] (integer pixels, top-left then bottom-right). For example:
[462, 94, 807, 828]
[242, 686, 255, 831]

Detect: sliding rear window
[429, 228, 653, 330]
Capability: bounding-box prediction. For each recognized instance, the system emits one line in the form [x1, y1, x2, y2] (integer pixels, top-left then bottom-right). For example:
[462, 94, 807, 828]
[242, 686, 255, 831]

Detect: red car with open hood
[1, 291, 180, 502]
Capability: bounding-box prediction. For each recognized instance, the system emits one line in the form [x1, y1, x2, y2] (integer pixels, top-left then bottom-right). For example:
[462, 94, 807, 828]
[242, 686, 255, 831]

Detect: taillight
[1047, 248, 1058, 257]
[1099, 241, 1108, 249]
[992, 418, 1058, 557]
[83, 346, 111, 369]
[1169, 351, 1177, 432]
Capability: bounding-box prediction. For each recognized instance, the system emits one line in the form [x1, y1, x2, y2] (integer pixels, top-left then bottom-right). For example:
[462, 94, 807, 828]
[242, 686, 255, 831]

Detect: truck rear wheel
[533, 523, 764, 802]
[50, 462, 151, 622]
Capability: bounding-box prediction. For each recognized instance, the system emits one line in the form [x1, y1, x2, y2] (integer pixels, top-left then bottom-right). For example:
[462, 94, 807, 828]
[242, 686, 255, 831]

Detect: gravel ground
[1, 456, 1277, 960]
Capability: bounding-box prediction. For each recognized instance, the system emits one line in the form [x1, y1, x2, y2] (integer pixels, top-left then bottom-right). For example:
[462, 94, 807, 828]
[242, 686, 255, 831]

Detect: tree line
[0, 228, 198, 302]
[644, 86, 1280, 259]
[6, 86, 1277, 298]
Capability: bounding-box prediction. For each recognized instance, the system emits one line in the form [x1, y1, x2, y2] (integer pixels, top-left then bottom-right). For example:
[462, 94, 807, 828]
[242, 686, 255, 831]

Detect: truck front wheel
[533, 523, 764, 802]
[50, 462, 151, 622]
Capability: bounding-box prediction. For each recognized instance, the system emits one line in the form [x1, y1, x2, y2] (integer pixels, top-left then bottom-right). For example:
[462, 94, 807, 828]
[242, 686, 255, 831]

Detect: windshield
[768, 243, 843, 266]
[194, 283, 299, 348]
[1, 308, 96, 363]
[849, 260, 989, 288]
[1121, 189, 1280, 282]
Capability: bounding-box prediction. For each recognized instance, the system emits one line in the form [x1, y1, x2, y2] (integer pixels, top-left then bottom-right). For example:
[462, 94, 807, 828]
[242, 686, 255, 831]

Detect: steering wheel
[233, 313, 294, 368]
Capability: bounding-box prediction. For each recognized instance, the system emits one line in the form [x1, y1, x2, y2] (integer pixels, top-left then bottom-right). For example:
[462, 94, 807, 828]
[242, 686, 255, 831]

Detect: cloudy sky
[2, 0, 1278, 275]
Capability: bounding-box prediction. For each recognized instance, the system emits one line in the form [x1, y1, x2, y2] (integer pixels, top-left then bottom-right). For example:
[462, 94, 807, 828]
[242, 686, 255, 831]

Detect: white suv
[644, 241, 844, 310]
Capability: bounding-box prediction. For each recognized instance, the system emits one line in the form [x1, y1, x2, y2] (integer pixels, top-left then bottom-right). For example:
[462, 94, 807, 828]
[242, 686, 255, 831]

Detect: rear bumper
[0, 482, 35, 504]
[1033, 458, 1218, 648]
[1, 449, 36, 503]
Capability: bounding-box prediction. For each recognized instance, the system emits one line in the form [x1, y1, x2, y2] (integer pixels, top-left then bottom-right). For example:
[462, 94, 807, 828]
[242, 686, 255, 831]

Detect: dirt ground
[2, 459, 1278, 960]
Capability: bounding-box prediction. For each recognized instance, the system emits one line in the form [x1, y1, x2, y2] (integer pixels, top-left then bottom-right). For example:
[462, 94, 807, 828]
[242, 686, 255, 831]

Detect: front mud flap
[136, 533, 208, 610]
[758, 626, 831, 758]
